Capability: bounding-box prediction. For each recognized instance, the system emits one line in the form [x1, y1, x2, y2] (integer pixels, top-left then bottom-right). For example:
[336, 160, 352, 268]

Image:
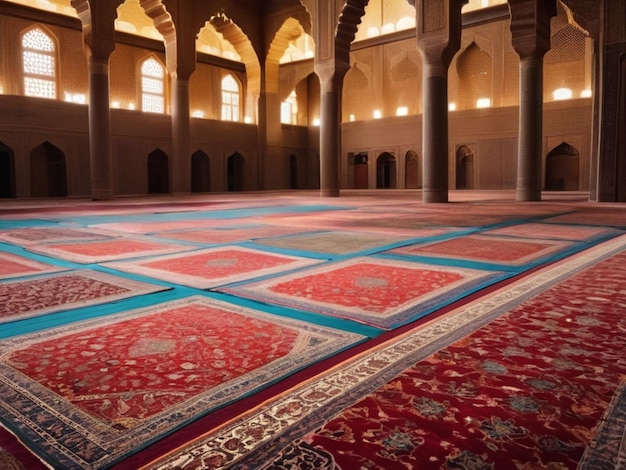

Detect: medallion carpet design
[148, 235, 626, 470]
[154, 225, 307, 245]
[485, 222, 620, 241]
[0, 295, 364, 469]
[0, 270, 166, 324]
[253, 231, 410, 255]
[220, 257, 504, 329]
[0, 227, 112, 246]
[27, 238, 195, 263]
[390, 234, 575, 267]
[0, 251, 66, 280]
[105, 246, 321, 289]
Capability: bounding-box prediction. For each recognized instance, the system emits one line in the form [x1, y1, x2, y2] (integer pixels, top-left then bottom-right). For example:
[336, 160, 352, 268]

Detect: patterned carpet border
[144, 234, 626, 469]
[105, 246, 323, 289]
[0, 227, 114, 247]
[0, 295, 365, 470]
[0, 270, 167, 324]
[26, 238, 196, 264]
[578, 381, 626, 469]
[218, 257, 505, 329]
[0, 251, 67, 280]
[483, 222, 622, 242]
[388, 234, 577, 268]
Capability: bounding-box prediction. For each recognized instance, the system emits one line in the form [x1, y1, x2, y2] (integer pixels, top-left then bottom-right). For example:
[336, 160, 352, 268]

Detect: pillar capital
[508, 0, 557, 59]
[416, 0, 467, 69]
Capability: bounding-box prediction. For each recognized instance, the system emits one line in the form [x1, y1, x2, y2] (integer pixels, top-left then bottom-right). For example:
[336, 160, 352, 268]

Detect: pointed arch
[0, 142, 16, 198]
[148, 149, 169, 193]
[221, 73, 241, 122]
[227, 152, 245, 191]
[30, 141, 67, 197]
[191, 150, 211, 193]
[545, 142, 580, 191]
[456, 42, 492, 110]
[376, 152, 397, 189]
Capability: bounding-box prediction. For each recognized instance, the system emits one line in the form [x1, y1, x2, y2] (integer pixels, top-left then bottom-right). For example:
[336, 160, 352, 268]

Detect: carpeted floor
[0, 190, 625, 470]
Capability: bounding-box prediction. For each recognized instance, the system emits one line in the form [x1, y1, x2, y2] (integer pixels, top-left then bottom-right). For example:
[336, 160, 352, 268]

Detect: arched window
[141, 57, 165, 113]
[22, 27, 56, 99]
[281, 90, 298, 125]
[221, 74, 240, 122]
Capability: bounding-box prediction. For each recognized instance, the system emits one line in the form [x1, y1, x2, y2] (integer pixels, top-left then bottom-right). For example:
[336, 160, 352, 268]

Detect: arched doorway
[405, 150, 419, 189]
[545, 142, 580, 190]
[191, 150, 210, 193]
[227, 152, 245, 191]
[30, 141, 67, 197]
[376, 152, 396, 189]
[456, 145, 474, 189]
[0, 142, 16, 198]
[148, 149, 169, 194]
[353, 152, 368, 189]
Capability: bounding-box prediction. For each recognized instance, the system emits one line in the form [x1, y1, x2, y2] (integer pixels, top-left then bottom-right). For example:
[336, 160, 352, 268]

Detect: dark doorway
[30, 141, 67, 197]
[353, 152, 368, 189]
[148, 149, 170, 194]
[376, 152, 396, 189]
[545, 142, 580, 191]
[191, 150, 211, 192]
[456, 145, 474, 189]
[405, 150, 419, 189]
[0, 142, 16, 198]
[227, 152, 245, 191]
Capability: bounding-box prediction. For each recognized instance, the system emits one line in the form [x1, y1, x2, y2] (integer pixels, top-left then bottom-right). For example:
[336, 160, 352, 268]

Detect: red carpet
[0, 251, 66, 280]
[0, 295, 364, 469]
[146, 234, 626, 469]
[219, 257, 503, 329]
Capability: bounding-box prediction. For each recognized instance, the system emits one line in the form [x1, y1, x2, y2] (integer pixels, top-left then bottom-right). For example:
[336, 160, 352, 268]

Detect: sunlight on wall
[2, 0, 77, 17]
[280, 30, 315, 64]
[553, 87, 573, 101]
[462, 0, 507, 13]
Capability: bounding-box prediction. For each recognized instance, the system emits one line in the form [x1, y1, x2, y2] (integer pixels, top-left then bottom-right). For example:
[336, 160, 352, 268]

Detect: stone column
[317, 66, 345, 197]
[417, 0, 467, 203]
[87, 53, 114, 200]
[509, 0, 557, 201]
[170, 65, 193, 195]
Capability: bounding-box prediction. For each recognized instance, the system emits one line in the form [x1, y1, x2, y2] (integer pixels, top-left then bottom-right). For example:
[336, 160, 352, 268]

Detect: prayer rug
[219, 257, 504, 329]
[90, 219, 234, 235]
[0, 227, 113, 246]
[252, 231, 410, 255]
[27, 238, 195, 264]
[0, 270, 166, 324]
[154, 225, 308, 245]
[105, 246, 321, 289]
[147, 235, 626, 470]
[388, 234, 576, 267]
[0, 251, 66, 280]
[545, 209, 626, 228]
[484, 222, 622, 241]
[0, 295, 365, 470]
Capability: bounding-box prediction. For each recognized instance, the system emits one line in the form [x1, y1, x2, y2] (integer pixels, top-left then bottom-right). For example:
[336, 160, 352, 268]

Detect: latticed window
[280, 90, 298, 125]
[22, 28, 56, 99]
[141, 57, 165, 113]
[221, 74, 240, 121]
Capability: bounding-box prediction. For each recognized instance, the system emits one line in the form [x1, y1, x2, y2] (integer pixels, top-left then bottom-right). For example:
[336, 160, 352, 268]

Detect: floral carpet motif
[147, 235, 626, 470]
[0, 295, 364, 469]
[0, 227, 112, 246]
[252, 231, 410, 255]
[154, 225, 307, 245]
[105, 246, 321, 289]
[0, 270, 166, 323]
[484, 222, 622, 241]
[219, 257, 503, 329]
[390, 234, 575, 266]
[27, 238, 195, 263]
[0, 251, 66, 280]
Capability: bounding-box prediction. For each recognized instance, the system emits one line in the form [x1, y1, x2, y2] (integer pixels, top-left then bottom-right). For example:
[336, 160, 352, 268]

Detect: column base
[91, 189, 114, 201]
[516, 189, 542, 202]
[320, 188, 340, 197]
[422, 189, 448, 203]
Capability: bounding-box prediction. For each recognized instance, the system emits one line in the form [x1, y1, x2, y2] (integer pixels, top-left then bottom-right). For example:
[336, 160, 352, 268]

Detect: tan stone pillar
[417, 0, 467, 203]
[316, 65, 347, 197]
[87, 53, 114, 200]
[170, 65, 193, 195]
[509, 0, 557, 201]
[72, 0, 115, 200]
